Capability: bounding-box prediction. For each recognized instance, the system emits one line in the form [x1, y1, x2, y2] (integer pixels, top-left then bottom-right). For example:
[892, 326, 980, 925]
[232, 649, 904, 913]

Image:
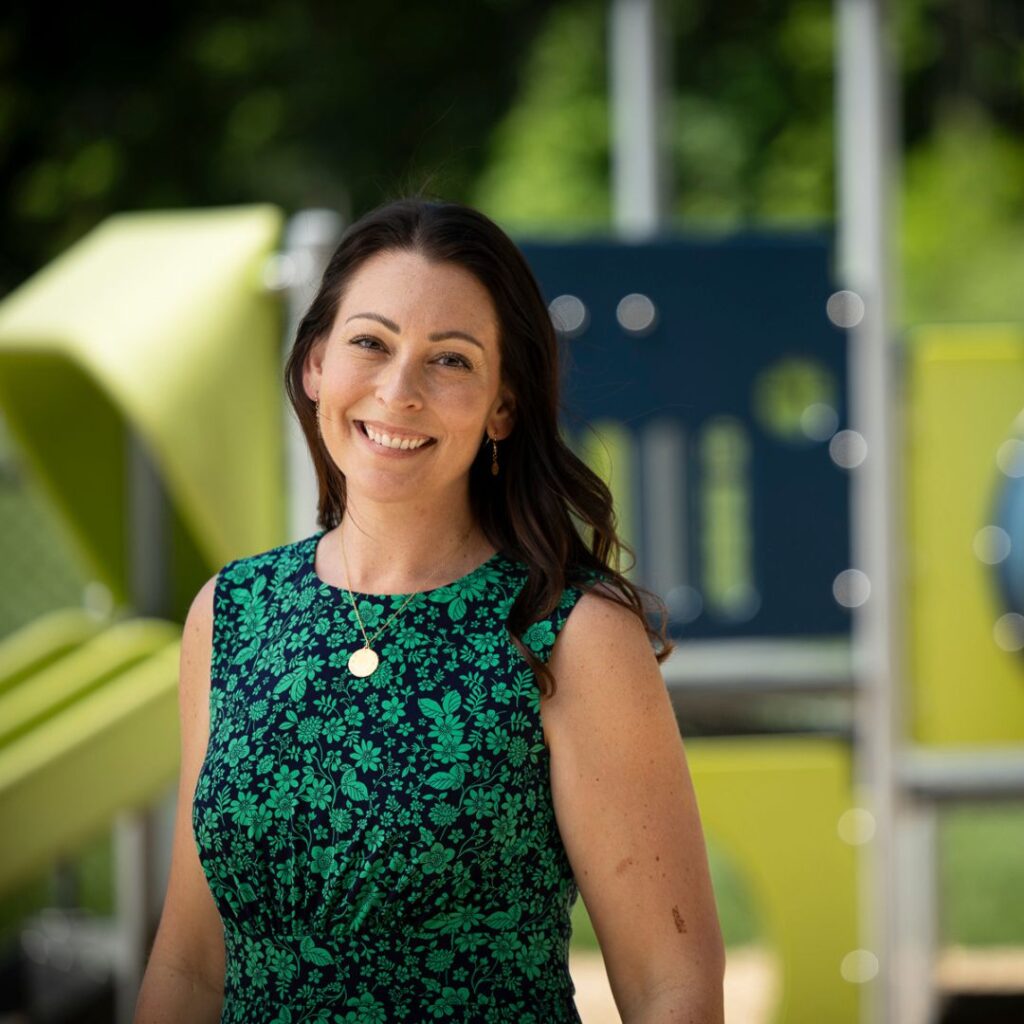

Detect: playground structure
[0, 3, 1023, 1023]
[0, 199, 1022, 1024]
[0, 206, 866, 1024]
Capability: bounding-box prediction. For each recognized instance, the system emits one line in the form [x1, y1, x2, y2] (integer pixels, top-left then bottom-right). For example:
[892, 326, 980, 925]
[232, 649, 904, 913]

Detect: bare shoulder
[547, 580, 662, 709]
[563, 575, 642, 636]
[183, 573, 218, 653]
[176, 573, 219, 726]
[539, 579, 665, 748]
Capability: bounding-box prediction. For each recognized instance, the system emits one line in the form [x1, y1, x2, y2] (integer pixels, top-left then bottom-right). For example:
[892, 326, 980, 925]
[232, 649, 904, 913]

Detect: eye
[349, 336, 472, 370]
[350, 336, 383, 351]
[437, 352, 473, 370]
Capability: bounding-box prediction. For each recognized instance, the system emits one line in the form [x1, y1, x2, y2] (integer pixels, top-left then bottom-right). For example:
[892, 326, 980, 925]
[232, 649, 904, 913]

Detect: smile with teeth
[360, 422, 435, 450]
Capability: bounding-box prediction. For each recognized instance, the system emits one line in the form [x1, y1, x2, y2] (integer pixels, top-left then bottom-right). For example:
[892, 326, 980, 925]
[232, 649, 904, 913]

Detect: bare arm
[621, 979, 727, 1024]
[543, 590, 727, 1023]
[133, 962, 223, 1024]
[133, 573, 226, 1023]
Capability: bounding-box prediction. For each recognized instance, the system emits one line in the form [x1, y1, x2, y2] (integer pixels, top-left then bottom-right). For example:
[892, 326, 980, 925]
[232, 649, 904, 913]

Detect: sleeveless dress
[192, 529, 603, 1023]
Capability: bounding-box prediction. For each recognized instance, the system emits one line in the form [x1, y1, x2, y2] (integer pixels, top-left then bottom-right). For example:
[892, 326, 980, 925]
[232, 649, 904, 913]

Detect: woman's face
[304, 248, 515, 504]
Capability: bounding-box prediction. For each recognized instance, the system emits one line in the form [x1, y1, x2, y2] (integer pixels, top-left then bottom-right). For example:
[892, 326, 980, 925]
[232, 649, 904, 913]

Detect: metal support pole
[265, 208, 346, 541]
[609, 0, 672, 238]
[835, 1, 906, 1021]
[894, 799, 941, 1024]
[113, 806, 156, 1024]
[114, 430, 172, 1023]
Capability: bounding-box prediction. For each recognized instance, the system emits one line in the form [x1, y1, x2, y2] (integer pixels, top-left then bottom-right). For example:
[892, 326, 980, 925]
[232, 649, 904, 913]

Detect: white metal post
[265, 208, 345, 541]
[609, 0, 672, 238]
[835, 1, 910, 1022]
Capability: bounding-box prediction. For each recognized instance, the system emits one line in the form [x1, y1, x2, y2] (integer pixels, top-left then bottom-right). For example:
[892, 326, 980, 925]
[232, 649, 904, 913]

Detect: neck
[326, 501, 493, 593]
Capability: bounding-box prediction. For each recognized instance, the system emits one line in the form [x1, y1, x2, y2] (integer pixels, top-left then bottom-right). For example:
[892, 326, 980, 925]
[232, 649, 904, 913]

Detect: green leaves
[338, 766, 369, 803]
[484, 904, 522, 930]
[299, 934, 334, 966]
[425, 765, 466, 791]
[417, 691, 462, 720]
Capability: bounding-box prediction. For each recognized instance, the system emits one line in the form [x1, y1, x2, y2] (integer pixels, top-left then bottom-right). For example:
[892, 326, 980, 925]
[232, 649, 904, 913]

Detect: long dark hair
[283, 196, 675, 698]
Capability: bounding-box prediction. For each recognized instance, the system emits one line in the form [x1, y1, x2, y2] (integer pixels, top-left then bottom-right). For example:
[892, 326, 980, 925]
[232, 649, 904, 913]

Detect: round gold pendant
[348, 646, 379, 678]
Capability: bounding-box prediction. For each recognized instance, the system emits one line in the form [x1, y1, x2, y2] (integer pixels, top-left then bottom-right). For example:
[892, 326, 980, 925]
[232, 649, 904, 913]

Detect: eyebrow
[344, 311, 485, 352]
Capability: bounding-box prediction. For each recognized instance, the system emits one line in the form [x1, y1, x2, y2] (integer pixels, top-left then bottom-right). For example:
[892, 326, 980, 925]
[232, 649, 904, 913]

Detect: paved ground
[570, 944, 1024, 1021]
[570, 944, 778, 1023]
[934, 945, 1024, 991]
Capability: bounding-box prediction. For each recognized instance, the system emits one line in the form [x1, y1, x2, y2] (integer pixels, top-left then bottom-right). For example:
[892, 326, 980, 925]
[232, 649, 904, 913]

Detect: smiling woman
[135, 197, 725, 1024]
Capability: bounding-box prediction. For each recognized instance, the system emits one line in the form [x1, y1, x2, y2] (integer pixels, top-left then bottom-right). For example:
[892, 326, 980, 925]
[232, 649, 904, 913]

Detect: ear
[302, 337, 327, 401]
[489, 386, 517, 441]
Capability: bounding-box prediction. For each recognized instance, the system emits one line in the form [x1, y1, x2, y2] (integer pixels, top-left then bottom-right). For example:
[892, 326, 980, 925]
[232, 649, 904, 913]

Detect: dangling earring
[315, 393, 322, 439]
[490, 433, 499, 476]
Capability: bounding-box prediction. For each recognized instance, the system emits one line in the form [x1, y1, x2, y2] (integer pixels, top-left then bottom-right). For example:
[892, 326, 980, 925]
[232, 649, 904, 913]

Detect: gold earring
[315, 394, 322, 438]
[490, 433, 499, 476]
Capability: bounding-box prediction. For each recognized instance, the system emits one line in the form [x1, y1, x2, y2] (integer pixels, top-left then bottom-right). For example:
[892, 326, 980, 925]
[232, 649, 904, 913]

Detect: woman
[135, 197, 725, 1023]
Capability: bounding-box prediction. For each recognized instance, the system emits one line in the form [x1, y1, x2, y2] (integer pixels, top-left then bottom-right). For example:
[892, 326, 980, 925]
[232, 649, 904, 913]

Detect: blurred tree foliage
[476, 0, 1024, 326]
[0, 0, 553, 294]
[2, 0, 1023, 326]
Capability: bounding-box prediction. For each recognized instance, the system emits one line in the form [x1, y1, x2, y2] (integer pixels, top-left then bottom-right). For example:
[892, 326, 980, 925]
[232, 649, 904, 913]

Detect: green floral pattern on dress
[192, 530, 600, 1023]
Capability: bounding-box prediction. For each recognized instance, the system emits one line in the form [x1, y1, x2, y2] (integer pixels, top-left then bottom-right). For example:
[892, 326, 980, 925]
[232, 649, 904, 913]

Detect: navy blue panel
[517, 234, 850, 641]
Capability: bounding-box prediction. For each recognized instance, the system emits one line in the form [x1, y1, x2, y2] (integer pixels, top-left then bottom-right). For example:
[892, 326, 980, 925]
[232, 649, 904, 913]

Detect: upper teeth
[364, 423, 432, 450]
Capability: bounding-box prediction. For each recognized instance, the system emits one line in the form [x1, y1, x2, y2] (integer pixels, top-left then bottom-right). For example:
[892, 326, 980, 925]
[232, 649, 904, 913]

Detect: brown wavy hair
[283, 195, 675, 698]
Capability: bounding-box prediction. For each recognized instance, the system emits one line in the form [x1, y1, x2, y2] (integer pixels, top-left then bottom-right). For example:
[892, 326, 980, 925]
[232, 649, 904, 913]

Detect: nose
[374, 353, 424, 411]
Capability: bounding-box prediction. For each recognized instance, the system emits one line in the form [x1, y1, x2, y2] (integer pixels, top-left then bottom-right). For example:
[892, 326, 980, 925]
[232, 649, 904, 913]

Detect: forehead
[338, 250, 499, 342]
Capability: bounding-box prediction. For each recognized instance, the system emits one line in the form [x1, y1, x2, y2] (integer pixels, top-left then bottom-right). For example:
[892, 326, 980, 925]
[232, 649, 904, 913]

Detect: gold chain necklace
[340, 524, 474, 678]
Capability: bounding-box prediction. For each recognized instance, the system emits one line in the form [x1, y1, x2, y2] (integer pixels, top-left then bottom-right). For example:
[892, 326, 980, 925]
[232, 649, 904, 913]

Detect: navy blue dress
[192, 530, 601, 1023]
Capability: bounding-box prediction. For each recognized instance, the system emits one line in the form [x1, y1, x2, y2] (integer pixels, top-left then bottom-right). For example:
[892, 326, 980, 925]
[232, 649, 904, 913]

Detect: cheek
[325, 355, 374, 394]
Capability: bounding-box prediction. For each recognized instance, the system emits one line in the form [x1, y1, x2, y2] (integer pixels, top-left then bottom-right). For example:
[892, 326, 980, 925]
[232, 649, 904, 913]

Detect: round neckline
[307, 529, 505, 600]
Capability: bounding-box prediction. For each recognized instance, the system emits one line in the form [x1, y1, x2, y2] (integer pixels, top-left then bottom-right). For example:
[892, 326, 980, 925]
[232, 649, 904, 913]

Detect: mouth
[355, 420, 437, 450]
